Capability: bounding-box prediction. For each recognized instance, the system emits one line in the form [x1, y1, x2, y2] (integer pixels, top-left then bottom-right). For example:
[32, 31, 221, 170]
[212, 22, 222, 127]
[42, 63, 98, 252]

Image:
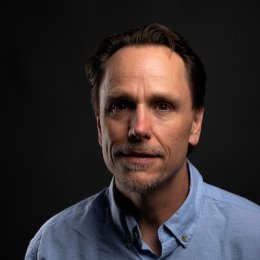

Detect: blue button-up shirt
[25, 162, 260, 259]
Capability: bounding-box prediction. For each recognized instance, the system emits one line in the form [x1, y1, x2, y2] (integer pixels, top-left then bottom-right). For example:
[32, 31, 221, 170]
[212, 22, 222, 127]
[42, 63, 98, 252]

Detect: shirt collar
[108, 161, 204, 247]
[163, 161, 204, 247]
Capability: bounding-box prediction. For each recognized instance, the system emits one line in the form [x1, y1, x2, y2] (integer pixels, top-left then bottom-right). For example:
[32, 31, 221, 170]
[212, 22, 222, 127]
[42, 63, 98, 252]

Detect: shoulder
[203, 183, 260, 213]
[43, 187, 110, 229]
[202, 183, 260, 237]
[198, 183, 260, 257]
[25, 188, 110, 259]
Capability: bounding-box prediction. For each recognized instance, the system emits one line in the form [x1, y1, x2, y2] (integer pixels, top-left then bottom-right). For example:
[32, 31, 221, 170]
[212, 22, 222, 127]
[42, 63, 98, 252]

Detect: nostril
[128, 135, 141, 143]
[128, 128, 142, 143]
[128, 127, 151, 142]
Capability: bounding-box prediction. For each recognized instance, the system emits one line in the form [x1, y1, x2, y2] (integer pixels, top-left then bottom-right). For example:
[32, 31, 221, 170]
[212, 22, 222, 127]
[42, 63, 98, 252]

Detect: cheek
[154, 120, 192, 150]
[101, 118, 128, 145]
[100, 119, 129, 169]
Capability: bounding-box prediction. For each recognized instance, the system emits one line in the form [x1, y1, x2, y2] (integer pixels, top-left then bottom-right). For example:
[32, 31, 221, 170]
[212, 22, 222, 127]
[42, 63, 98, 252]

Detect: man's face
[96, 45, 203, 194]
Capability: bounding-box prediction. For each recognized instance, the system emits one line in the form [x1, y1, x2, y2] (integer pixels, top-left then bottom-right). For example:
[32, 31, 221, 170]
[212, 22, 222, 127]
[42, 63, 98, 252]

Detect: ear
[95, 114, 102, 147]
[189, 107, 204, 146]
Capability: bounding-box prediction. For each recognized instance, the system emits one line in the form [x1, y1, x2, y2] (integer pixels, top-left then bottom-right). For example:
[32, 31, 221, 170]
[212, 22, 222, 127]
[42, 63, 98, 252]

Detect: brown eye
[156, 102, 172, 111]
[111, 102, 128, 111]
[109, 101, 134, 113]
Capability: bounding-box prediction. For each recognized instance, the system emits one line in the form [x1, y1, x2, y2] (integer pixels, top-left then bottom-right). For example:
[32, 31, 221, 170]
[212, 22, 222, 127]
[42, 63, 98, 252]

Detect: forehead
[100, 45, 191, 101]
[105, 45, 187, 81]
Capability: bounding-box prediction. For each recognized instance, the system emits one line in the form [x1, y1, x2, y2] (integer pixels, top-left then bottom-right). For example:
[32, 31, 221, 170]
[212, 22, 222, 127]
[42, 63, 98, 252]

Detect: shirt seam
[203, 195, 260, 213]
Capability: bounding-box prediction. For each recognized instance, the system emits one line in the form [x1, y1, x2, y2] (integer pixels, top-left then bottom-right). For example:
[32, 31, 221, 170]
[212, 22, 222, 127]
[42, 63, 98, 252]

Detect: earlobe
[96, 114, 102, 146]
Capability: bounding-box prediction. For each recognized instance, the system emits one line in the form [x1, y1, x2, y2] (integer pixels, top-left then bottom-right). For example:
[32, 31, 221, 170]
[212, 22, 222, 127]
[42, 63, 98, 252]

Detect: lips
[118, 151, 159, 158]
[112, 144, 165, 162]
[115, 151, 159, 166]
[115, 150, 164, 166]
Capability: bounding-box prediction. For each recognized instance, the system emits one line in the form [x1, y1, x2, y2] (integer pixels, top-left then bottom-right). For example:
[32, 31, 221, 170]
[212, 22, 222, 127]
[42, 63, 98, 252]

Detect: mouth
[115, 150, 163, 166]
[113, 144, 165, 166]
[118, 151, 160, 158]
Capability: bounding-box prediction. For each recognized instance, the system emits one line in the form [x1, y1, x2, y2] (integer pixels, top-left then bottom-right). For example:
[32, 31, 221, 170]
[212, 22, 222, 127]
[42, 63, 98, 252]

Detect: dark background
[2, 1, 260, 259]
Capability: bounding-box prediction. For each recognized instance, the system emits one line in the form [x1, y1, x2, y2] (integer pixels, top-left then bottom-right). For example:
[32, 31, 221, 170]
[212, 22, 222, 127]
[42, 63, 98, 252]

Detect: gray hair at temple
[85, 23, 206, 115]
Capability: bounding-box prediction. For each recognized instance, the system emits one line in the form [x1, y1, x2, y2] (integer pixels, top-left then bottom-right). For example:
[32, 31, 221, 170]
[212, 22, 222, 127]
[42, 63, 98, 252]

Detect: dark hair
[85, 23, 206, 114]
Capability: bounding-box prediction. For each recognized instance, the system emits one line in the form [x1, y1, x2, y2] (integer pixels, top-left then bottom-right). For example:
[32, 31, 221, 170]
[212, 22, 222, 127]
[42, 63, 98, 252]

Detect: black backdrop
[2, 1, 260, 259]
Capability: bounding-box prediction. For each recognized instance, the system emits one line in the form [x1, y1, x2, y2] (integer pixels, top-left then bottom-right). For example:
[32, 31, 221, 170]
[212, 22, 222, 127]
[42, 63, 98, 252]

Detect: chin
[115, 169, 160, 194]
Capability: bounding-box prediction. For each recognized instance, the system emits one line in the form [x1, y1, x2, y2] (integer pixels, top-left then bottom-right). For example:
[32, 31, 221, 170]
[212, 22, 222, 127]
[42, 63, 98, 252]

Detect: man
[25, 23, 260, 259]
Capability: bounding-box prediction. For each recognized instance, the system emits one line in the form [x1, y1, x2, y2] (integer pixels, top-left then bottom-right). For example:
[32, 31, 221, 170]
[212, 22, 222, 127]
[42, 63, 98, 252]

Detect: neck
[135, 167, 189, 226]
[114, 161, 190, 255]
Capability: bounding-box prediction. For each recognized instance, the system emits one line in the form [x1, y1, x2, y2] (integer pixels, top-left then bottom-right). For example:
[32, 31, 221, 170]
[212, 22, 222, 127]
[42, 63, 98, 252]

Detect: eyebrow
[106, 91, 183, 109]
[107, 92, 135, 101]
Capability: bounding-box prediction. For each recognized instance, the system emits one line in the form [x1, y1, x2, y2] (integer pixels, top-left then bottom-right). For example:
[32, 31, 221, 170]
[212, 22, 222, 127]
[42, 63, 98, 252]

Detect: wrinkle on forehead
[103, 46, 187, 86]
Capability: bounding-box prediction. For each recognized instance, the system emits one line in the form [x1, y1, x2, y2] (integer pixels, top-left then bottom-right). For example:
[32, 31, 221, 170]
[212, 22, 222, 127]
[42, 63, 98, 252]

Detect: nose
[128, 106, 151, 142]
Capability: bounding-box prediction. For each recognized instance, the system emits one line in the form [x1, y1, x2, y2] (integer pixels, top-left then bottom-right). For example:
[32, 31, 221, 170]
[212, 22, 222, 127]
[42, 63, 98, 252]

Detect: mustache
[112, 143, 165, 157]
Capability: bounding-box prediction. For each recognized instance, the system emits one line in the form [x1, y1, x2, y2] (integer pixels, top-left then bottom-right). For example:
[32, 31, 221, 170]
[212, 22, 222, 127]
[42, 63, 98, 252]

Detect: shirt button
[182, 235, 189, 242]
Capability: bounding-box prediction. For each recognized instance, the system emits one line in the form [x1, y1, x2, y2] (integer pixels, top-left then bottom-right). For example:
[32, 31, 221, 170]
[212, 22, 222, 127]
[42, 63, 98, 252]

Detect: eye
[109, 101, 132, 113]
[156, 102, 172, 111]
[112, 102, 127, 110]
